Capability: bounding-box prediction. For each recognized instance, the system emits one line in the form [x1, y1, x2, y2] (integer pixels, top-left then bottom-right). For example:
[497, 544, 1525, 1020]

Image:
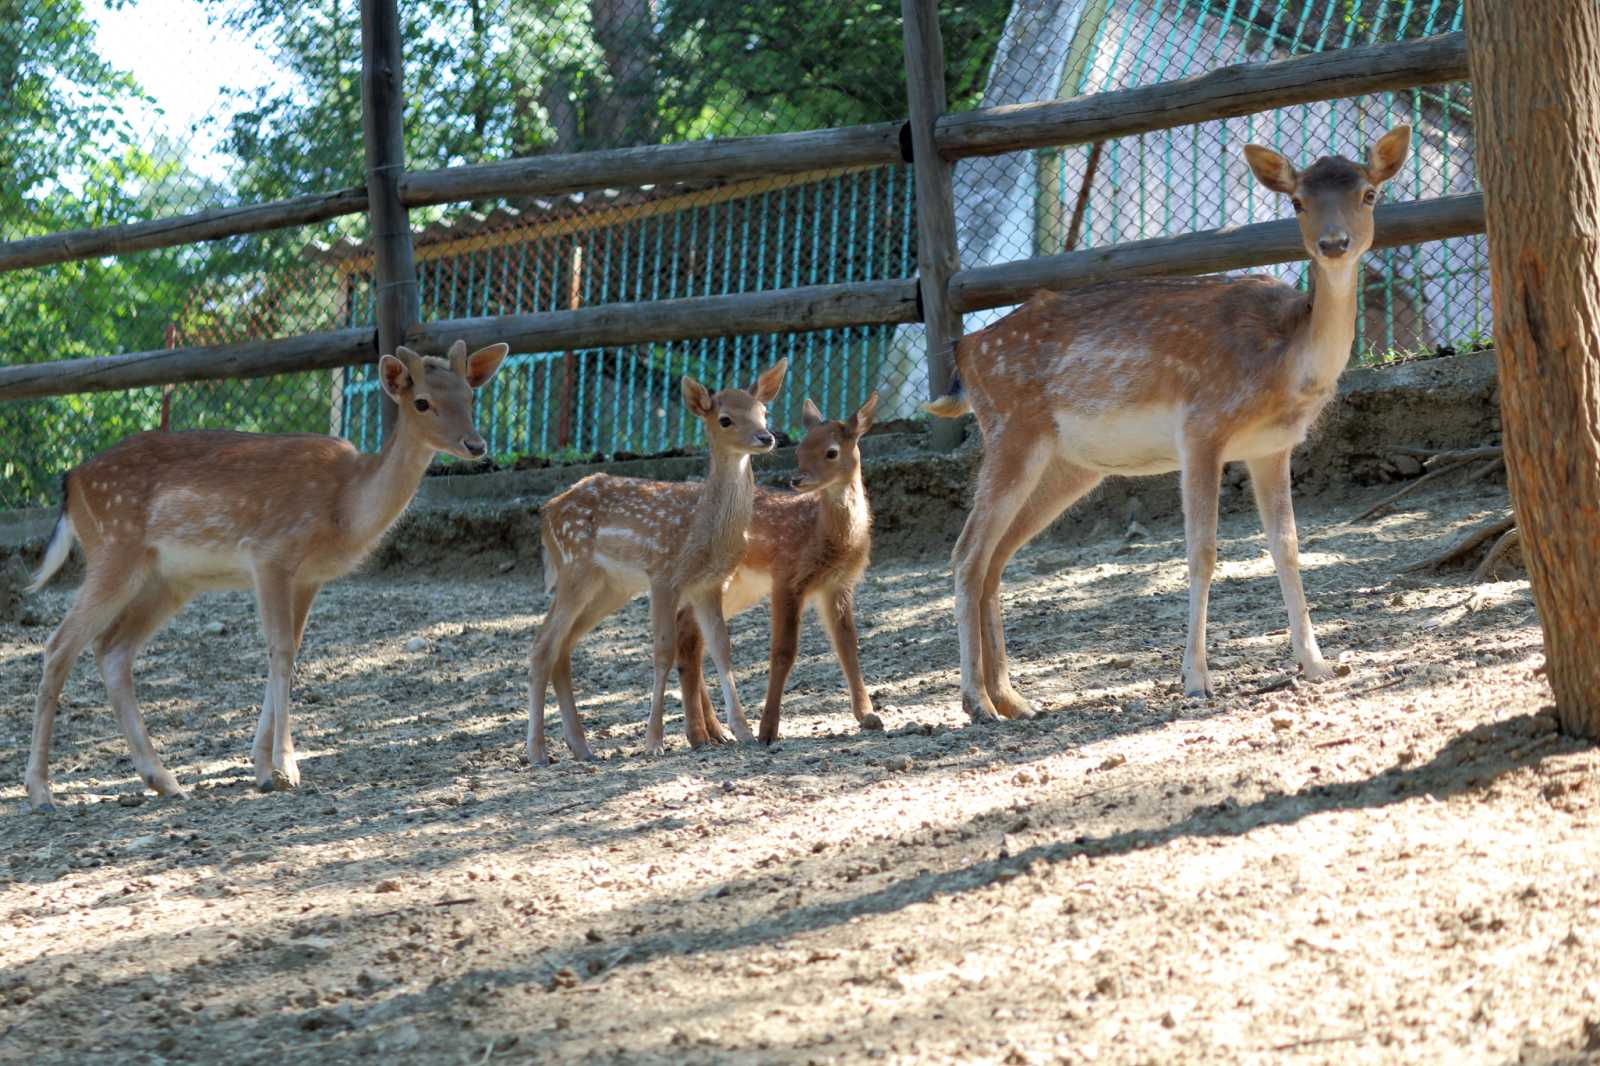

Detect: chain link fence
[923, 0, 1483, 397]
[1, 0, 1483, 511]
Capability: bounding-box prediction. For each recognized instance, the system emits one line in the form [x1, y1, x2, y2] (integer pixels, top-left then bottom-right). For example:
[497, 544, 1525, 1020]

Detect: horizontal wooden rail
[0, 188, 368, 274]
[935, 32, 1468, 159]
[401, 124, 907, 209]
[950, 192, 1485, 312]
[408, 278, 921, 356]
[0, 33, 1469, 275]
[0, 328, 375, 402]
[0, 192, 1482, 403]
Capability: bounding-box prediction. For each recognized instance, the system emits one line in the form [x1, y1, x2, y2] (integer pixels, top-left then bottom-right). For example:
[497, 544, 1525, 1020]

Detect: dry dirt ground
[1, 472, 1596, 1066]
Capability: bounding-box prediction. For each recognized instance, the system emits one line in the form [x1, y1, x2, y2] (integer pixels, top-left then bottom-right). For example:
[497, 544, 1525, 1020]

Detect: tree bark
[1465, 0, 1600, 736]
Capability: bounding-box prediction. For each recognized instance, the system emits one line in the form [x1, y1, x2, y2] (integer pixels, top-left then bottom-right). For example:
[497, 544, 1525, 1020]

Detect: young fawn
[24, 341, 508, 810]
[927, 125, 1412, 718]
[529, 359, 787, 765]
[676, 393, 880, 746]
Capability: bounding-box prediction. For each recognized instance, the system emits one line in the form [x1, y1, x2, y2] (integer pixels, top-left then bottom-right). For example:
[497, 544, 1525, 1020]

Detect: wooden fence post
[360, 0, 420, 439]
[900, 0, 964, 452]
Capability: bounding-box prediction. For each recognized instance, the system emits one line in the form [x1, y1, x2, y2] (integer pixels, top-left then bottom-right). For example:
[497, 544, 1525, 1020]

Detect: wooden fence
[0, 0, 1480, 452]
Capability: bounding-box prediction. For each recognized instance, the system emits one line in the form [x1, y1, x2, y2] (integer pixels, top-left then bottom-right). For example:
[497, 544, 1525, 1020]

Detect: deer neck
[348, 422, 435, 548]
[687, 447, 755, 574]
[1295, 255, 1362, 393]
[817, 473, 869, 551]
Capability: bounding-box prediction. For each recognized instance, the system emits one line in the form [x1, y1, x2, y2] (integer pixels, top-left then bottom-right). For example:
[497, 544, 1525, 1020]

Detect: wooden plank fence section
[400, 125, 907, 209]
[0, 328, 375, 401]
[934, 32, 1470, 160]
[948, 192, 1486, 312]
[900, 0, 964, 451]
[0, 193, 1483, 404]
[0, 33, 1469, 277]
[0, 188, 367, 273]
[410, 279, 922, 358]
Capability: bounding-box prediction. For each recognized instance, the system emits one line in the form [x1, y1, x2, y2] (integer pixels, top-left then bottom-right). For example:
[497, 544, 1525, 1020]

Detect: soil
[2, 467, 1597, 1065]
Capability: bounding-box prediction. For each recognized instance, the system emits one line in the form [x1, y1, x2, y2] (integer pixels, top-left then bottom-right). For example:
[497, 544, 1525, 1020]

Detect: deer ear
[752, 358, 788, 403]
[1367, 124, 1411, 185]
[801, 397, 824, 430]
[464, 343, 509, 389]
[681, 375, 714, 418]
[1243, 144, 1298, 195]
[378, 353, 413, 400]
[848, 392, 879, 438]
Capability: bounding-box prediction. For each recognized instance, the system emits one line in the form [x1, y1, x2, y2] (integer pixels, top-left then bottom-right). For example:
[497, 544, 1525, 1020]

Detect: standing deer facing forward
[676, 393, 880, 747]
[530, 359, 787, 765]
[927, 125, 1411, 718]
[24, 341, 508, 810]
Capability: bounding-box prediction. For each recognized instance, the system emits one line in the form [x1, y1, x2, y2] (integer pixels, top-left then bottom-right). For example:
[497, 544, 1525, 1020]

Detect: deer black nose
[464, 437, 487, 458]
[755, 431, 775, 449]
[1318, 232, 1350, 257]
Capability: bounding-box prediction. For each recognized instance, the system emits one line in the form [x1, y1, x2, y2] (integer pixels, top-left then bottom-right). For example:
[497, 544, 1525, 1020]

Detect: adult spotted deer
[530, 359, 787, 765]
[676, 393, 880, 747]
[24, 341, 508, 810]
[927, 125, 1411, 718]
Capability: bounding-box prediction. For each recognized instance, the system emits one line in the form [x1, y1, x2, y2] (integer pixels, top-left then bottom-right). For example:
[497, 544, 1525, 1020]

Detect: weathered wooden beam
[0, 188, 368, 274]
[408, 279, 922, 358]
[901, 0, 964, 452]
[0, 329, 375, 402]
[0, 33, 1470, 276]
[360, 0, 418, 437]
[949, 192, 1485, 312]
[935, 31, 1469, 159]
[399, 124, 906, 208]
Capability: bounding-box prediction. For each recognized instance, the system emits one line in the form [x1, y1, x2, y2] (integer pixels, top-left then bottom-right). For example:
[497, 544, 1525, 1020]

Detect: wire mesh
[949, 0, 1484, 354]
[0, 0, 1485, 513]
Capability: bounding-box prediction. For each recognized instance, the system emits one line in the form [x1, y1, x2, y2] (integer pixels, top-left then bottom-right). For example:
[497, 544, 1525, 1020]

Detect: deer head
[1244, 124, 1411, 264]
[793, 392, 877, 492]
[379, 340, 509, 459]
[681, 358, 788, 456]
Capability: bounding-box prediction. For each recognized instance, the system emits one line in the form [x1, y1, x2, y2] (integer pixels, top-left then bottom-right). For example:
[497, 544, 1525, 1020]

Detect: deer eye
[1290, 197, 1305, 213]
[1363, 188, 1377, 206]
[718, 415, 733, 428]
[825, 447, 840, 460]
[413, 398, 431, 413]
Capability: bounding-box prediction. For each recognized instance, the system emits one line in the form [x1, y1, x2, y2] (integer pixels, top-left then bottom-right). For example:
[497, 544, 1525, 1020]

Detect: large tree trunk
[1465, 0, 1600, 736]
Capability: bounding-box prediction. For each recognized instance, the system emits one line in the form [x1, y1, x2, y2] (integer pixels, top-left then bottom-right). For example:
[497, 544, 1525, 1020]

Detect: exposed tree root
[1355, 446, 1504, 521]
[1472, 526, 1523, 582]
[1404, 513, 1516, 574]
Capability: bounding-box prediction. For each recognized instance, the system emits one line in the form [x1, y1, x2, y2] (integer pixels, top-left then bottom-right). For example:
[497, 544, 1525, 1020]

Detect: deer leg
[979, 461, 1101, 719]
[675, 609, 726, 748]
[756, 587, 803, 744]
[952, 442, 1049, 723]
[552, 581, 629, 763]
[94, 578, 189, 799]
[643, 582, 679, 755]
[817, 585, 880, 733]
[248, 568, 303, 791]
[27, 558, 148, 811]
[1247, 449, 1332, 681]
[1179, 439, 1225, 698]
[252, 582, 318, 785]
[527, 575, 595, 766]
[691, 591, 753, 743]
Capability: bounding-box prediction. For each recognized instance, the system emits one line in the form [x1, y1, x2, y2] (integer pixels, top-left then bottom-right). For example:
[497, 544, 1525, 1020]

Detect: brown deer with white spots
[927, 125, 1411, 718]
[23, 341, 508, 811]
[529, 359, 787, 765]
[675, 392, 880, 747]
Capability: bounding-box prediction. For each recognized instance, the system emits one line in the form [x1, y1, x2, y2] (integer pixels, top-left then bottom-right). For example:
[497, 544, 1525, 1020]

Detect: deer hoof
[27, 799, 56, 815]
[269, 768, 300, 792]
[858, 712, 884, 731]
[1301, 659, 1335, 682]
[961, 692, 1001, 724]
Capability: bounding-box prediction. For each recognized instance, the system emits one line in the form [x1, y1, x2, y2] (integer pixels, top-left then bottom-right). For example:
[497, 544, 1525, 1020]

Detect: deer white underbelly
[153, 539, 253, 590]
[721, 566, 772, 617]
[1053, 406, 1183, 476]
